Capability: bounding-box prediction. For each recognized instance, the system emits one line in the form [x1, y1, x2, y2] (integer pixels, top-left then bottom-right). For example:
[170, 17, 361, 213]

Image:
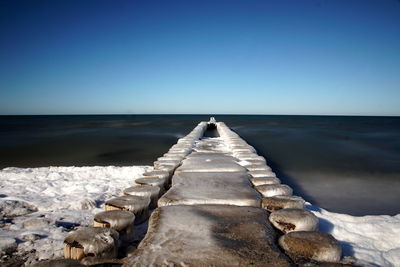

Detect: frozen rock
[249, 170, 276, 178]
[0, 237, 17, 255]
[246, 164, 272, 171]
[159, 172, 261, 207]
[105, 195, 150, 224]
[256, 184, 293, 197]
[154, 161, 180, 170]
[64, 227, 119, 261]
[23, 218, 50, 229]
[94, 210, 135, 231]
[143, 170, 172, 186]
[262, 196, 305, 211]
[269, 209, 319, 233]
[238, 158, 267, 164]
[94, 210, 135, 242]
[134, 177, 167, 192]
[153, 164, 176, 174]
[142, 170, 171, 180]
[0, 199, 38, 217]
[125, 205, 292, 266]
[279, 231, 342, 263]
[251, 176, 281, 186]
[123, 185, 160, 208]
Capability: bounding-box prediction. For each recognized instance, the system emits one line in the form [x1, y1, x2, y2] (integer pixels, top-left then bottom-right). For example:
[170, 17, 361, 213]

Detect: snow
[0, 166, 150, 264]
[0, 166, 399, 266]
[307, 204, 400, 267]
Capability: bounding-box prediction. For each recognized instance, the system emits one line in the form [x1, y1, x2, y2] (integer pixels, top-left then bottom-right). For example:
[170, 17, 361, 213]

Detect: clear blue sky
[1, 0, 399, 115]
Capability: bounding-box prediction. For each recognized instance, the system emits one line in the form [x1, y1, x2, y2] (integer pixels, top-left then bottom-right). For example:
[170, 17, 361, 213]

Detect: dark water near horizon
[1, 115, 399, 216]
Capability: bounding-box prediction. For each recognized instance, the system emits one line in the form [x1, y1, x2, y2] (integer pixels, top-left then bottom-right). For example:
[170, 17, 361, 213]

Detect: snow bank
[0, 166, 150, 264]
[307, 204, 400, 267]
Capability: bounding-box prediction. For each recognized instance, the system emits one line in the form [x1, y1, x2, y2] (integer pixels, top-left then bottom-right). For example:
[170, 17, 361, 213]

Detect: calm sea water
[1, 115, 399, 216]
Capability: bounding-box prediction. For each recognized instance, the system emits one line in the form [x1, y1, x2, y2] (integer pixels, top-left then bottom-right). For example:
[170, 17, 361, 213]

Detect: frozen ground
[0, 166, 399, 266]
[0, 166, 150, 265]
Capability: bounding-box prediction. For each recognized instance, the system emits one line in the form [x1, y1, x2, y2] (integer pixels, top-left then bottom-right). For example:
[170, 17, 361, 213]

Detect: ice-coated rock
[134, 177, 167, 192]
[124, 205, 293, 267]
[250, 176, 281, 186]
[105, 195, 150, 224]
[94, 210, 135, 242]
[238, 158, 267, 165]
[22, 218, 50, 229]
[94, 210, 135, 231]
[262, 195, 305, 211]
[159, 172, 261, 207]
[152, 164, 176, 174]
[269, 209, 319, 233]
[279, 231, 342, 263]
[123, 185, 160, 208]
[142, 170, 171, 180]
[256, 184, 293, 197]
[0, 237, 17, 256]
[0, 199, 38, 217]
[249, 170, 276, 178]
[153, 161, 180, 170]
[64, 227, 119, 260]
[246, 164, 272, 171]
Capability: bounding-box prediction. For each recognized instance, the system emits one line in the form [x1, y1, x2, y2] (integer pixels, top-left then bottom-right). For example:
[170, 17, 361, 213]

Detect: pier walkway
[61, 119, 342, 267]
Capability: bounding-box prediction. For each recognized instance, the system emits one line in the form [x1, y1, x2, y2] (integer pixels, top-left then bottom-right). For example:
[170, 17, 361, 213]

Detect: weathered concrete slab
[176, 153, 245, 173]
[124, 205, 293, 267]
[158, 172, 261, 207]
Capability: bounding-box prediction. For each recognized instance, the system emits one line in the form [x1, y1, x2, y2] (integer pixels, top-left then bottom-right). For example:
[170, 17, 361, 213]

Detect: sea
[1, 115, 399, 216]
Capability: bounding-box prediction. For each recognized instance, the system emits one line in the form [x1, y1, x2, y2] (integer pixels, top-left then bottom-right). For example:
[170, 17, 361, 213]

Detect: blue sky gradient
[1, 0, 399, 115]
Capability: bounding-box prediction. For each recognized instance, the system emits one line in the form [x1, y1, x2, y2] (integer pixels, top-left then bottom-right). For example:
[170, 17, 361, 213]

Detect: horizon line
[0, 113, 399, 117]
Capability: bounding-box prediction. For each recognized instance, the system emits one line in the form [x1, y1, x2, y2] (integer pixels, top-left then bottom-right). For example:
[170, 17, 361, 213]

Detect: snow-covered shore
[0, 166, 399, 266]
[307, 204, 400, 266]
[0, 166, 150, 265]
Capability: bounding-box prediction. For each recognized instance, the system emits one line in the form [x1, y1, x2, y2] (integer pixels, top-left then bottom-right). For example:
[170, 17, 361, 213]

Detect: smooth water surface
[1, 115, 399, 216]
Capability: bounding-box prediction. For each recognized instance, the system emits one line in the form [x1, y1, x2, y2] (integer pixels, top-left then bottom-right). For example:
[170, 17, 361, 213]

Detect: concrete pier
[125, 120, 292, 266]
[62, 119, 342, 266]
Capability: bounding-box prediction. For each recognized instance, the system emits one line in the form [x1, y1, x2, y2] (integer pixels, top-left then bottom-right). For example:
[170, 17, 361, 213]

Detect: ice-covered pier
[58, 119, 343, 266]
